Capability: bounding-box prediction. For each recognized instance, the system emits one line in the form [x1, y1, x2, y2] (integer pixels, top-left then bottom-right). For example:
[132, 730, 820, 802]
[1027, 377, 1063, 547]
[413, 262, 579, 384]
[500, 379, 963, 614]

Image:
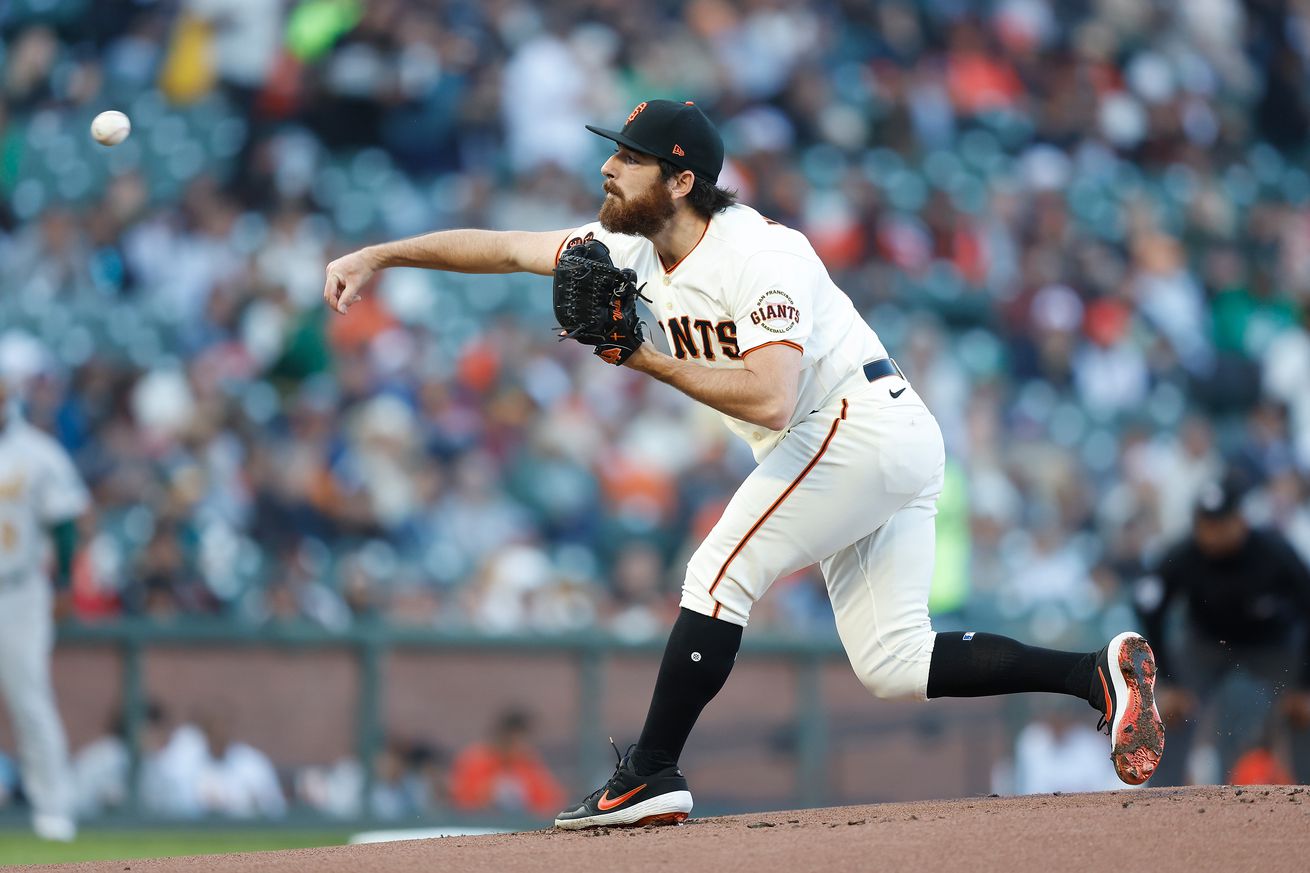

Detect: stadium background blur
[1, 0, 1309, 833]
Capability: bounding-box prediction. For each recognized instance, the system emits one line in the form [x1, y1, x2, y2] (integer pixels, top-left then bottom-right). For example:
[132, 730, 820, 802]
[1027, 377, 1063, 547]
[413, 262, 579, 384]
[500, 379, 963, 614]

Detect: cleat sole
[633, 812, 689, 827]
[1109, 633, 1165, 785]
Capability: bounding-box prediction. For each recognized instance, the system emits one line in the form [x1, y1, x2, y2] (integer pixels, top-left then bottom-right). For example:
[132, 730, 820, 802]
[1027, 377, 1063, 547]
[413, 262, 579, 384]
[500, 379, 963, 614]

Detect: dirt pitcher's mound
[22, 786, 1310, 873]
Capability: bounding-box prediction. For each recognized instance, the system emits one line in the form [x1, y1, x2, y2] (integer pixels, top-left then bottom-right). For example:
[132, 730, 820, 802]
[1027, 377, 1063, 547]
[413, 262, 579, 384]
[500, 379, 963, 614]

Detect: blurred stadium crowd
[0, 0, 1308, 662]
[57, 701, 564, 822]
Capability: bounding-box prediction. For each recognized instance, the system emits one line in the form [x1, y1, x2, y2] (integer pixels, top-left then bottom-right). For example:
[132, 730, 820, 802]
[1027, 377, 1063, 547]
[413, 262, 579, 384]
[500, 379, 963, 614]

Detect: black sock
[634, 608, 743, 770]
[926, 632, 1096, 706]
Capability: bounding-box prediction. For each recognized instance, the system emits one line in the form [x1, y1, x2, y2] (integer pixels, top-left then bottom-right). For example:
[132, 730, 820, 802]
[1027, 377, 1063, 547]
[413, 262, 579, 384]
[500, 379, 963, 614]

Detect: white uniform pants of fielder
[0, 581, 75, 826]
[682, 375, 943, 701]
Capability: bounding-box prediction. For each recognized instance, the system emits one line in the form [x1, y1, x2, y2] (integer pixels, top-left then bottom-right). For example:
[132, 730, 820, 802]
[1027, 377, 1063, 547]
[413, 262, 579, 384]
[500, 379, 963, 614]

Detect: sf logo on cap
[627, 102, 648, 124]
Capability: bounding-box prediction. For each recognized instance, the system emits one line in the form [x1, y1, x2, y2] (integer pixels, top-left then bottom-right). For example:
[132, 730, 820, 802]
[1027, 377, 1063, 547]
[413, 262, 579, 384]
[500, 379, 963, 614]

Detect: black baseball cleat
[1093, 631, 1164, 785]
[554, 742, 693, 830]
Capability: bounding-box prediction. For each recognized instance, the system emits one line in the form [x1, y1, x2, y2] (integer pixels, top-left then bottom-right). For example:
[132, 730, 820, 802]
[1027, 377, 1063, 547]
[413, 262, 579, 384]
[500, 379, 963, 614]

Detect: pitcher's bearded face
[599, 174, 676, 237]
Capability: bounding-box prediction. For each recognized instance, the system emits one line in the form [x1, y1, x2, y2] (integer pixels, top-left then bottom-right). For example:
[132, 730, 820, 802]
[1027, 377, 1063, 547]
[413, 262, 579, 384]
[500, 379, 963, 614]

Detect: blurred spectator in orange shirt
[448, 709, 563, 817]
[1229, 746, 1294, 786]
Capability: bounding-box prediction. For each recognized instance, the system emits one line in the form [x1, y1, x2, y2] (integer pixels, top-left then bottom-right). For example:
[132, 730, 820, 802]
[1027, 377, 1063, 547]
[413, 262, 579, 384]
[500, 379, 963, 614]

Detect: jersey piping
[707, 399, 849, 601]
[740, 340, 805, 357]
[657, 218, 710, 274]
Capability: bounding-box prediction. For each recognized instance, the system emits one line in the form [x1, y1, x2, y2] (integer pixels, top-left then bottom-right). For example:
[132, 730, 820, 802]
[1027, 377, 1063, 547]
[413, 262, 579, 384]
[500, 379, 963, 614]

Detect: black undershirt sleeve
[1270, 534, 1310, 687]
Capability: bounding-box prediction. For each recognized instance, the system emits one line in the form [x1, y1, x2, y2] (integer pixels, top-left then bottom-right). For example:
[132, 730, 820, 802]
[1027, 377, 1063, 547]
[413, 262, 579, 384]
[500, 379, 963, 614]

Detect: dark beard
[599, 180, 676, 236]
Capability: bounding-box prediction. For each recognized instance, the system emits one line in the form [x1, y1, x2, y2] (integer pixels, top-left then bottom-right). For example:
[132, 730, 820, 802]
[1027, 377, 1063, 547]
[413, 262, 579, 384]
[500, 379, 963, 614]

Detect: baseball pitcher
[324, 100, 1165, 829]
[0, 379, 87, 841]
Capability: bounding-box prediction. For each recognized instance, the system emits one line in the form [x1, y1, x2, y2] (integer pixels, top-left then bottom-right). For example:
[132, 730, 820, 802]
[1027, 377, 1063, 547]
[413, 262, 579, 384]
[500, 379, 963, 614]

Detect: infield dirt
[13, 785, 1310, 873]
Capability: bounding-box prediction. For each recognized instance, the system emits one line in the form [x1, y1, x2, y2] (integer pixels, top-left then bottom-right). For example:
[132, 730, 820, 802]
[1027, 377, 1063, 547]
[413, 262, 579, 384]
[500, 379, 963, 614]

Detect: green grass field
[0, 829, 350, 867]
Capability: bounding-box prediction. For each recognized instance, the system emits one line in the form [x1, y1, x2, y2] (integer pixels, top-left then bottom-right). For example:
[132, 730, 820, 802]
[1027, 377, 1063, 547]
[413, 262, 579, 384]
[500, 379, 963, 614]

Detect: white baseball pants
[0, 581, 74, 822]
[681, 375, 945, 701]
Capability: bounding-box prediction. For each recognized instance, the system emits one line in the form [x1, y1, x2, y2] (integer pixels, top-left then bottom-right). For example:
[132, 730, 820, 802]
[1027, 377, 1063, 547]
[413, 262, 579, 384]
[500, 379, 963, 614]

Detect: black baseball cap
[586, 99, 724, 185]
[1195, 476, 1244, 518]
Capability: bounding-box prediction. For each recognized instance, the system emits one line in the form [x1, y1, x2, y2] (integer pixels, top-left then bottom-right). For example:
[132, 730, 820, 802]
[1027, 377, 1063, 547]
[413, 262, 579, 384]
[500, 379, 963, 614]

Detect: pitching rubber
[554, 790, 694, 830]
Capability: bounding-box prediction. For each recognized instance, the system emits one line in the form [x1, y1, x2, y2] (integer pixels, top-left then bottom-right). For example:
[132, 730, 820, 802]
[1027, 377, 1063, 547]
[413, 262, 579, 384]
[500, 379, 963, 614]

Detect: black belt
[863, 357, 903, 382]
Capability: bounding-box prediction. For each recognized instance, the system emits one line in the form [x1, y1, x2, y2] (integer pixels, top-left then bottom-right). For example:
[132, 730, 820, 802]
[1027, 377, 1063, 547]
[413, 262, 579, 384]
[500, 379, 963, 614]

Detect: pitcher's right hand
[324, 247, 381, 314]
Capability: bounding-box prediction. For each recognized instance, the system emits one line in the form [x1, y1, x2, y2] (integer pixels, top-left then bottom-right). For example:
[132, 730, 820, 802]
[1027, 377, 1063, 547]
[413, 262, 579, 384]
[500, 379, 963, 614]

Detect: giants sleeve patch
[749, 290, 801, 334]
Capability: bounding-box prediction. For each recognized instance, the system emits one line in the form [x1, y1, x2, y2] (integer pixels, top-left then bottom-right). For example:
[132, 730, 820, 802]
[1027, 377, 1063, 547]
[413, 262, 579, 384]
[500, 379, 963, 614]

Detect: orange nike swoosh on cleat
[597, 784, 646, 811]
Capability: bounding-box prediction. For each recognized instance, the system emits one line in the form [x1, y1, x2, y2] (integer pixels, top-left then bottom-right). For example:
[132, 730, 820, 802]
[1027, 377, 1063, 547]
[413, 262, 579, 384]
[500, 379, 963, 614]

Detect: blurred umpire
[1135, 476, 1310, 784]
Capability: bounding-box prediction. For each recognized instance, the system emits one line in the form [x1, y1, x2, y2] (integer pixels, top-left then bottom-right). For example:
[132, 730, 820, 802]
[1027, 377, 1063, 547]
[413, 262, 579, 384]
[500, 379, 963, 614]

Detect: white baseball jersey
[559, 204, 946, 703]
[0, 417, 90, 591]
[558, 204, 888, 460]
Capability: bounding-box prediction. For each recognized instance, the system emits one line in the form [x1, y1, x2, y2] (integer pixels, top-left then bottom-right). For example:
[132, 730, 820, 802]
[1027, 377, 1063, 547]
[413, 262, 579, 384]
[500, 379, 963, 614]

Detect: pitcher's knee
[679, 577, 750, 627]
[854, 630, 934, 701]
[858, 666, 923, 701]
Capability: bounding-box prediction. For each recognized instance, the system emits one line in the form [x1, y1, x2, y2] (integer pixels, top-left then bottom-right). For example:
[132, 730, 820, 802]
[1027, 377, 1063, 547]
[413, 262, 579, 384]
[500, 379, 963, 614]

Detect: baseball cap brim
[585, 125, 661, 159]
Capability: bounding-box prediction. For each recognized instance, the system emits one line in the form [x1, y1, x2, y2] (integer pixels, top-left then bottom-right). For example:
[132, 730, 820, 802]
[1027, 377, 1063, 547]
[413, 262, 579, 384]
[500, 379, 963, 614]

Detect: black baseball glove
[553, 239, 648, 365]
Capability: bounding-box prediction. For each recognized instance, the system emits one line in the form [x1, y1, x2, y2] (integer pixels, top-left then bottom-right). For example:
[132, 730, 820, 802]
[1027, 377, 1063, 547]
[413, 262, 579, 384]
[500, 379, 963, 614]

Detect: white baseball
[90, 110, 131, 146]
